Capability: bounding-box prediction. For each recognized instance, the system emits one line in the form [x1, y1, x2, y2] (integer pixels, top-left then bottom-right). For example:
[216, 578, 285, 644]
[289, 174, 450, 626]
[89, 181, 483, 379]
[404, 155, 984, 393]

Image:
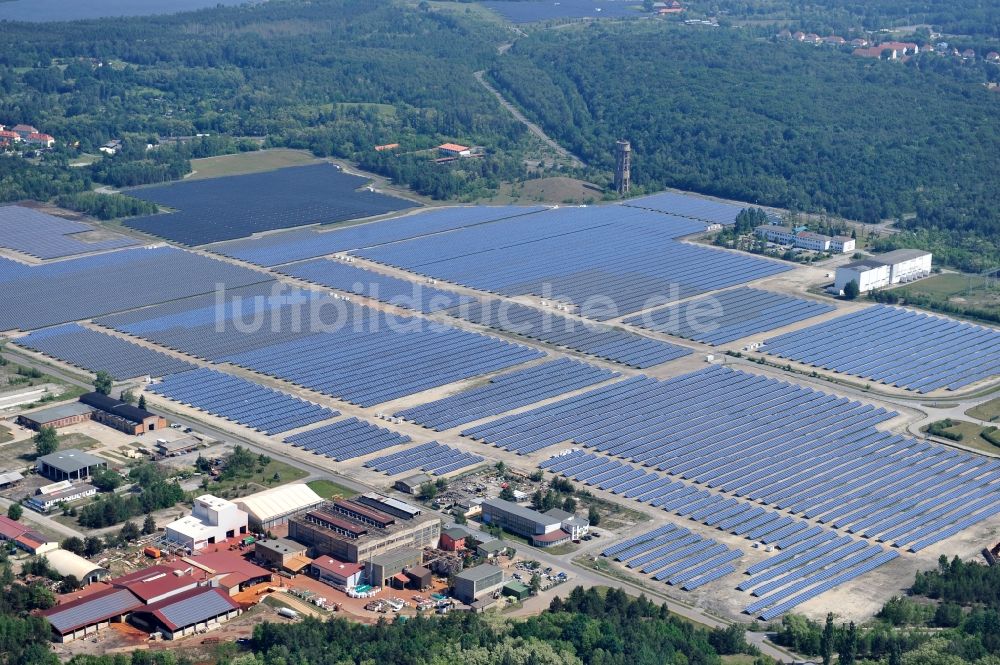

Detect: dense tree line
[488, 23, 1000, 271]
[229, 586, 754, 665]
[0, 0, 531, 203]
[54, 192, 158, 219]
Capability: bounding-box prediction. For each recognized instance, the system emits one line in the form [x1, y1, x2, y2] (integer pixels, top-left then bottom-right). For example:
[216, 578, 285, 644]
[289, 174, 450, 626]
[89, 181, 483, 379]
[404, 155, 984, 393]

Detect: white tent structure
[235, 484, 324, 530]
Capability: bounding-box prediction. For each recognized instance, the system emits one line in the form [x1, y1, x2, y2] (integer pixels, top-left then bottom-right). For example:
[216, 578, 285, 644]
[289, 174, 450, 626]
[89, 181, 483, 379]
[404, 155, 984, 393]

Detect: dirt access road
[474, 70, 585, 169]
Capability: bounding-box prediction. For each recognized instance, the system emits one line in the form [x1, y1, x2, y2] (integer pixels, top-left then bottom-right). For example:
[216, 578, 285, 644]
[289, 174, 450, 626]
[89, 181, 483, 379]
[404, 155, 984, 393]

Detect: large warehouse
[834, 249, 933, 293]
[46, 549, 109, 585]
[17, 402, 94, 431]
[129, 587, 241, 640]
[235, 483, 324, 531]
[80, 392, 167, 435]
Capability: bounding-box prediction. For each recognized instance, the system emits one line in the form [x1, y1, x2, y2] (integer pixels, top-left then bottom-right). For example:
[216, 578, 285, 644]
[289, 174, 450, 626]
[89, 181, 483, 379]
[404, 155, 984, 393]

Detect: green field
[56, 433, 100, 450]
[306, 478, 356, 500]
[186, 148, 320, 181]
[0, 425, 11, 444]
[924, 419, 999, 454]
[210, 459, 309, 495]
[968, 397, 1000, 423]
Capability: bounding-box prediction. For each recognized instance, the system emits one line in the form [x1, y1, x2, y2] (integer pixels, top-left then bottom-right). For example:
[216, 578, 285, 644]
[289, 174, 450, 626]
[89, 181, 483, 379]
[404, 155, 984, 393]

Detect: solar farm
[3, 170, 998, 625]
[124, 164, 416, 245]
[762, 305, 1000, 392]
[0, 205, 139, 259]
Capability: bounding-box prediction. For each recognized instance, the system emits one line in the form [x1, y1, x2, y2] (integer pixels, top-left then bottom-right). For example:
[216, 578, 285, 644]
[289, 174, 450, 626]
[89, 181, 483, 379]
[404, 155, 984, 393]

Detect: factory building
[80, 392, 167, 435]
[311, 556, 364, 590]
[834, 249, 933, 294]
[364, 548, 423, 588]
[481, 498, 588, 547]
[235, 483, 324, 531]
[253, 538, 312, 573]
[164, 495, 248, 552]
[453, 564, 504, 605]
[17, 402, 94, 431]
[288, 499, 440, 563]
[35, 449, 107, 482]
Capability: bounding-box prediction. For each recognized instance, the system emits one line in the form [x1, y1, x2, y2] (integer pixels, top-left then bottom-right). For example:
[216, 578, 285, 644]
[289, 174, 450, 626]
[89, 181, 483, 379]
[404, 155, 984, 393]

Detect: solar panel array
[354, 206, 789, 320]
[472, 366, 1000, 551]
[155, 590, 236, 630]
[601, 525, 742, 591]
[125, 164, 416, 245]
[148, 368, 337, 434]
[286, 417, 410, 461]
[624, 288, 835, 345]
[43, 589, 142, 634]
[97, 281, 545, 407]
[279, 259, 472, 313]
[0, 205, 139, 259]
[209, 206, 546, 267]
[222, 311, 544, 407]
[444, 299, 690, 368]
[0, 246, 269, 331]
[762, 305, 1000, 392]
[14, 323, 196, 380]
[365, 441, 485, 476]
[395, 358, 619, 431]
[622, 192, 747, 226]
[545, 449, 897, 617]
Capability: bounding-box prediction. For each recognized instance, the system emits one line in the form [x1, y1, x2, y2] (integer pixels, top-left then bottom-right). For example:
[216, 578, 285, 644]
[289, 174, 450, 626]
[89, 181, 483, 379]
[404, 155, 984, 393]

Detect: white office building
[834, 249, 932, 294]
[165, 495, 248, 552]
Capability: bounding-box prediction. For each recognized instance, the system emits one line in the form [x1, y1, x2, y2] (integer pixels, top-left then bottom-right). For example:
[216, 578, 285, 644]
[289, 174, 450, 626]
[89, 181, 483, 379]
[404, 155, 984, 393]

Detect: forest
[0, 0, 532, 202]
[487, 22, 1000, 271]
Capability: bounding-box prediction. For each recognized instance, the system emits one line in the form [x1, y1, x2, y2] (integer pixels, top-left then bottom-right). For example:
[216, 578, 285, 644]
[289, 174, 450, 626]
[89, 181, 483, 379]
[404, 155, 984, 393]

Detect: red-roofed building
[0, 130, 20, 143]
[0, 516, 54, 554]
[182, 551, 272, 595]
[11, 124, 37, 138]
[0, 515, 28, 541]
[111, 565, 202, 604]
[438, 143, 471, 157]
[26, 132, 54, 147]
[311, 556, 364, 590]
[129, 587, 241, 640]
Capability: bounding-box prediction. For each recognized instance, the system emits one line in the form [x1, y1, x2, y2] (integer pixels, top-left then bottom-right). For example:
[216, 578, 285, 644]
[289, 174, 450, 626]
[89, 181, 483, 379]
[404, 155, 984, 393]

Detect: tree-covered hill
[488, 23, 1000, 270]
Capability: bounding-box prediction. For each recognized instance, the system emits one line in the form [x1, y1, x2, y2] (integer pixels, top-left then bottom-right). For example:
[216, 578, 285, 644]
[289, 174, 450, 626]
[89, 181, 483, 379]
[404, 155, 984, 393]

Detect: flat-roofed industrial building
[288, 499, 440, 563]
[17, 402, 94, 431]
[453, 564, 504, 604]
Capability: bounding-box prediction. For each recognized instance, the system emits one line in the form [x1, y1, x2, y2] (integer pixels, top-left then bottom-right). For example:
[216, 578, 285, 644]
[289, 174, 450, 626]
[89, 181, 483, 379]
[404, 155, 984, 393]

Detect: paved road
[474, 70, 585, 169]
[0, 496, 84, 540]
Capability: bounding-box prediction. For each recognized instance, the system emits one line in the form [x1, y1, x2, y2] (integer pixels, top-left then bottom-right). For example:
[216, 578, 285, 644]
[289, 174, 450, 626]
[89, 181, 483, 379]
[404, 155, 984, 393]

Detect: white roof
[46, 549, 106, 580]
[165, 515, 216, 539]
[235, 484, 323, 522]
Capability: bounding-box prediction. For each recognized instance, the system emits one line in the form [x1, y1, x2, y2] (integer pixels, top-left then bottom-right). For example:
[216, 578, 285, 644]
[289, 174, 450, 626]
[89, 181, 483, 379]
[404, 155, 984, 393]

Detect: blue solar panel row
[444, 299, 691, 368]
[623, 192, 747, 226]
[762, 305, 1000, 392]
[278, 259, 473, 314]
[125, 164, 416, 245]
[220, 308, 545, 407]
[0, 246, 270, 331]
[624, 287, 835, 345]
[98, 284, 545, 408]
[600, 525, 741, 592]
[286, 417, 410, 461]
[147, 368, 337, 434]
[0, 205, 139, 259]
[395, 358, 619, 431]
[209, 206, 547, 267]
[481, 366, 1000, 550]
[364, 441, 485, 476]
[549, 448, 897, 618]
[355, 205, 789, 320]
[14, 323, 196, 380]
